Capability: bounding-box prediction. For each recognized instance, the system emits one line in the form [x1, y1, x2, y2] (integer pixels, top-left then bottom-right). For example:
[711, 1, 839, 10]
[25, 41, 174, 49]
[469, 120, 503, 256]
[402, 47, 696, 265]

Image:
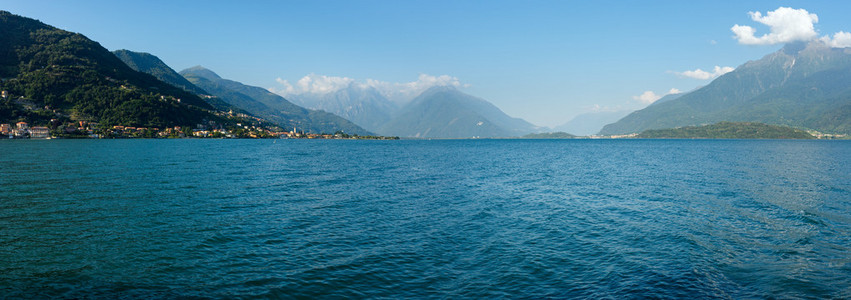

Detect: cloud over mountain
[821, 31, 851, 48]
[675, 66, 735, 80]
[274, 74, 354, 95]
[272, 73, 469, 103]
[632, 88, 680, 105]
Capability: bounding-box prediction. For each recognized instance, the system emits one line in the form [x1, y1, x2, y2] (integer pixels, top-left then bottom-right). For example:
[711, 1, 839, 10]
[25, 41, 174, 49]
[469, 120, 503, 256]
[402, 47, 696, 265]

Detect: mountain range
[290, 86, 397, 133]
[5, 9, 847, 139]
[601, 41, 851, 135]
[179, 66, 371, 135]
[377, 86, 540, 138]
[0, 11, 215, 128]
[291, 83, 541, 138]
[0, 10, 544, 138]
[112, 50, 242, 113]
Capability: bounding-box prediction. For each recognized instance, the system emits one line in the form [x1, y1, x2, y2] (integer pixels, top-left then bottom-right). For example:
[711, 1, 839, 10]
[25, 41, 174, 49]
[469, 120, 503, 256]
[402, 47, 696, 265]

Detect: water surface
[1, 139, 849, 298]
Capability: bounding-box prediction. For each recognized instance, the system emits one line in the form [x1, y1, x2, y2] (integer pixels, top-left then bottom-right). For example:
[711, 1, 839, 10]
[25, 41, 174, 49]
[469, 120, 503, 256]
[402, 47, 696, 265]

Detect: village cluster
[0, 120, 394, 140]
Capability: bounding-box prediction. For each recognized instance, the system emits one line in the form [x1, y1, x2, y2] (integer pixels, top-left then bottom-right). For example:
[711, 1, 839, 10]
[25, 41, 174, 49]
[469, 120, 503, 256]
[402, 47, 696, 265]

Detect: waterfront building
[30, 127, 50, 139]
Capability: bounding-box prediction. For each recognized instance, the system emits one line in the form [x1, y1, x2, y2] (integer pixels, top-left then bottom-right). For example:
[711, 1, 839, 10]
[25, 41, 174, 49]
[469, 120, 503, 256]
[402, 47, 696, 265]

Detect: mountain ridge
[600, 41, 851, 135]
[181, 66, 371, 135]
[378, 86, 539, 138]
[289, 85, 397, 132]
[0, 10, 215, 128]
[112, 50, 244, 113]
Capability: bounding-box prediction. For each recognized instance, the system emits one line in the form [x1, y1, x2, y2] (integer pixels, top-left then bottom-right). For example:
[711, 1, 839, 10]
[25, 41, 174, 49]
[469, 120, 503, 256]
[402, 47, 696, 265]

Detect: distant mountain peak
[420, 85, 459, 95]
[781, 41, 809, 55]
[181, 66, 372, 135]
[600, 41, 851, 135]
[179, 66, 221, 80]
[378, 87, 538, 138]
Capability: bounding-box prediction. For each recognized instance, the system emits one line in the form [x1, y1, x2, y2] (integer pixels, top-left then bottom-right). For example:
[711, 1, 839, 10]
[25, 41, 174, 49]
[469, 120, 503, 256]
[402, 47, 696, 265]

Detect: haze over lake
[2, 139, 849, 298]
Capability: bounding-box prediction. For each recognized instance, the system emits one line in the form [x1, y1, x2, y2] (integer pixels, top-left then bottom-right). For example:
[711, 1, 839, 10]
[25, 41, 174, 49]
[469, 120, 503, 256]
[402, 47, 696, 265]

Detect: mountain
[636, 122, 815, 139]
[0, 11, 215, 127]
[112, 50, 240, 112]
[647, 92, 684, 107]
[113, 50, 207, 95]
[377, 86, 539, 138]
[290, 86, 397, 132]
[555, 110, 633, 136]
[600, 41, 851, 135]
[180, 66, 371, 135]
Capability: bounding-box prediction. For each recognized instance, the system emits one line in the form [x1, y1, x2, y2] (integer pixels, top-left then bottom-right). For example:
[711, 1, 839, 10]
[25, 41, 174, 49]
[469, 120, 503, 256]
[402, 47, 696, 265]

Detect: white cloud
[275, 74, 355, 95]
[731, 7, 819, 45]
[633, 91, 662, 104]
[632, 88, 681, 105]
[272, 73, 469, 103]
[274, 78, 295, 94]
[821, 31, 851, 48]
[674, 66, 735, 80]
[365, 74, 470, 102]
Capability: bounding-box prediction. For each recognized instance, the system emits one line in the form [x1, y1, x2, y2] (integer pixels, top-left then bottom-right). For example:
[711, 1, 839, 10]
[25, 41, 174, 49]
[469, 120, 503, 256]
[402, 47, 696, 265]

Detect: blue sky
[3, 0, 850, 127]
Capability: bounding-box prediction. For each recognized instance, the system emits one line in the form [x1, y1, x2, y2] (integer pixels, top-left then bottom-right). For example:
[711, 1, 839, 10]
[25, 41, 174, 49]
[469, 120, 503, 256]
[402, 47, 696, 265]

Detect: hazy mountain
[180, 66, 371, 135]
[113, 49, 241, 112]
[290, 86, 397, 132]
[647, 92, 684, 107]
[600, 41, 851, 135]
[555, 110, 633, 136]
[0, 11, 214, 127]
[378, 86, 539, 138]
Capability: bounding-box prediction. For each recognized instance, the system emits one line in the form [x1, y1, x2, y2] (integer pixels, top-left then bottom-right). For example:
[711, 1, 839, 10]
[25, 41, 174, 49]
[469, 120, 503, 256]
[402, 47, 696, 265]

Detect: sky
[3, 0, 851, 127]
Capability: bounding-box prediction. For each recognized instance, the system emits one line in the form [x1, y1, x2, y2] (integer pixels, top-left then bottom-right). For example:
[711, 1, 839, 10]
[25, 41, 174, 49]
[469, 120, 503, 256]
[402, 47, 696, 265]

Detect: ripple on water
[0, 139, 849, 298]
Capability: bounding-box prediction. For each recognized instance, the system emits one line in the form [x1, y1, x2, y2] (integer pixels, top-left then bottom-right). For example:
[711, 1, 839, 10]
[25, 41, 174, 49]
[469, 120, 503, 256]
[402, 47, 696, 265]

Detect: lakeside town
[0, 120, 398, 140]
[1, 89, 396, 140]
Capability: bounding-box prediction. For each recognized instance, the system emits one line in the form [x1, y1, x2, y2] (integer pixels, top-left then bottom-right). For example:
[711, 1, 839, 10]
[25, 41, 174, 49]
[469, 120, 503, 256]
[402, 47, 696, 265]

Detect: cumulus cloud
[674, 66, 735, 80]
[729, 7, 851, 49]
[365, 74, 469, 102]
[633, 91, 662, 104]
[821, 31, 851, 48]
[272, 73, 469, 103]
[273, 74, 354, 95]
[632, 88, 681, 105]
[731, 7, 819, 45]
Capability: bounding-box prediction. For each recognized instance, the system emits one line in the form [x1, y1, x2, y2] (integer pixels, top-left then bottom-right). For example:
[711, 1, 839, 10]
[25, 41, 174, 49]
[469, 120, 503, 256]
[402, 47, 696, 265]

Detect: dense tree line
[636, 122, 815, 139]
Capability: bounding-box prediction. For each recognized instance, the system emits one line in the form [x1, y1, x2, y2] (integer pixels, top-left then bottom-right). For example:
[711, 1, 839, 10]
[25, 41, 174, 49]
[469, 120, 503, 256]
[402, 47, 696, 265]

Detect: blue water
[1, 139, 849, 298]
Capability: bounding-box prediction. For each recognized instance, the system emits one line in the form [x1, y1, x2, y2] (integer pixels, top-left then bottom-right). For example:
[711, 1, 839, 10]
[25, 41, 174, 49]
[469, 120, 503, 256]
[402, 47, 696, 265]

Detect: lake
[1, 139, 849, 298]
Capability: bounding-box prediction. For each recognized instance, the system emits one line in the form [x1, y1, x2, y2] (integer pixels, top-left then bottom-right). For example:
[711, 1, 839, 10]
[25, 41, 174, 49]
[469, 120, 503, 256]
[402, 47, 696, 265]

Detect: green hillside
[112, 49, 245, 113]
[636, 122, 815, 139]
[600, 42, 851, 135]
[0, 11, 215, 128]
[112, 50, 209, 96]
